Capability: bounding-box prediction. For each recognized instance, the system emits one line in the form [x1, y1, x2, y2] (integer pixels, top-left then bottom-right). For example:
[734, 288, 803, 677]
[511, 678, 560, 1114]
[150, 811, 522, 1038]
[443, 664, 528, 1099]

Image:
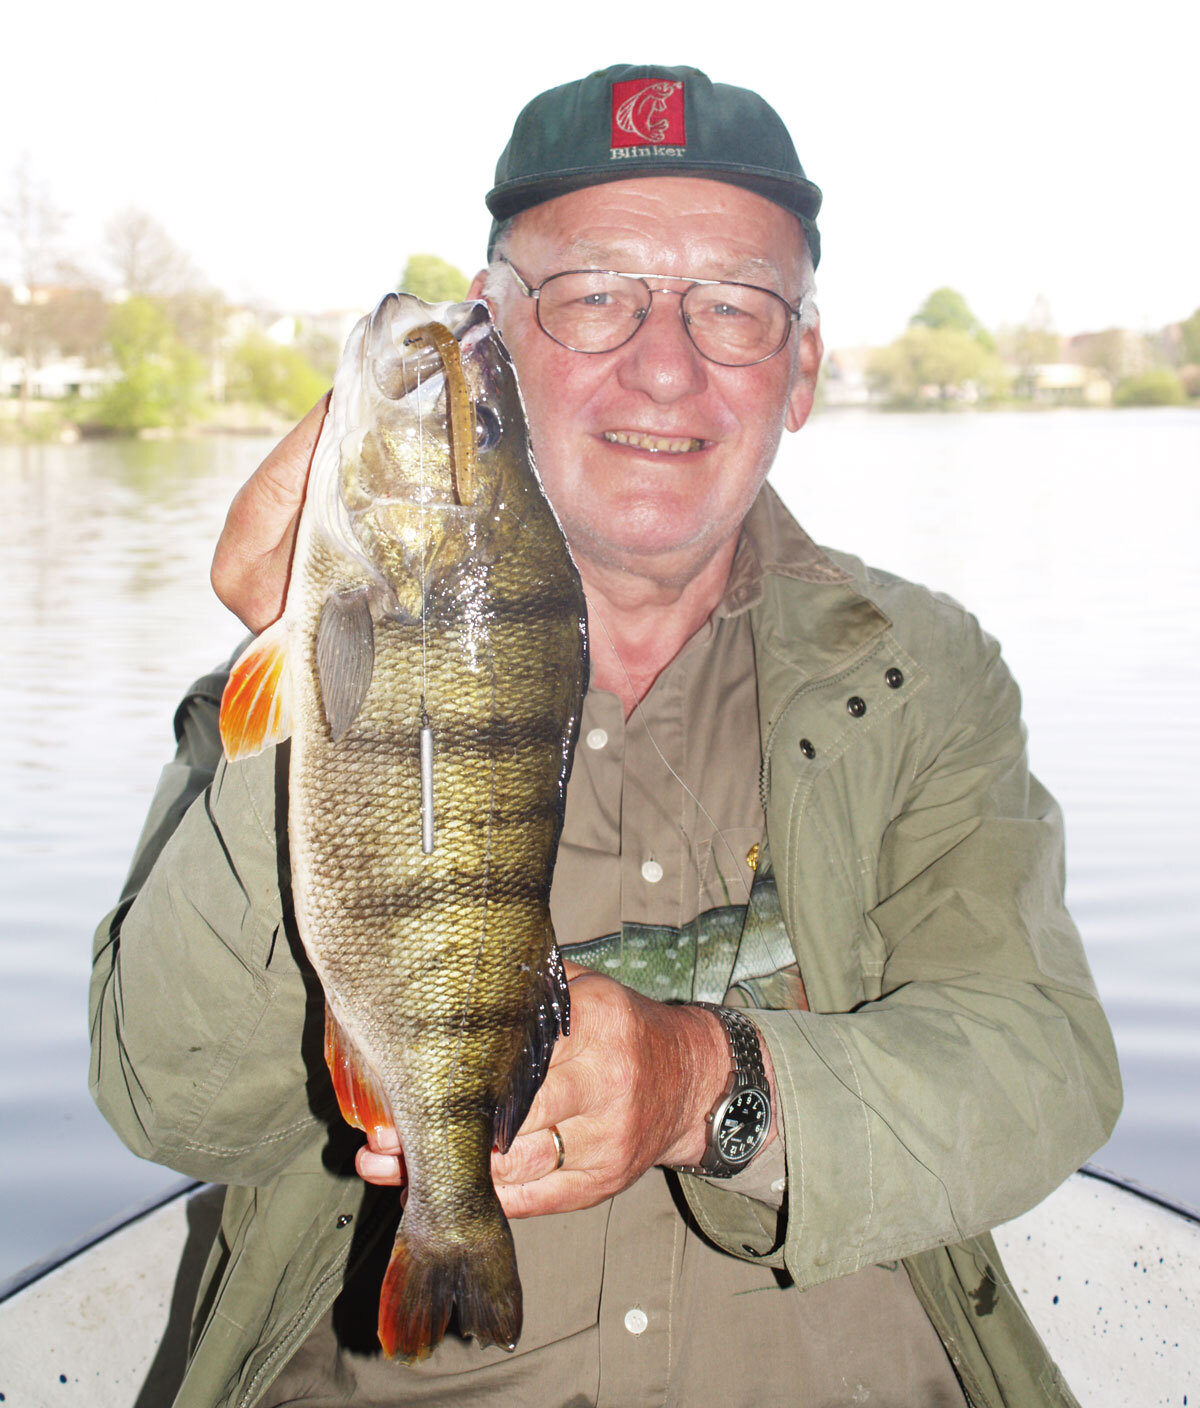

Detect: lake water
[1, 408, 1197, 1283]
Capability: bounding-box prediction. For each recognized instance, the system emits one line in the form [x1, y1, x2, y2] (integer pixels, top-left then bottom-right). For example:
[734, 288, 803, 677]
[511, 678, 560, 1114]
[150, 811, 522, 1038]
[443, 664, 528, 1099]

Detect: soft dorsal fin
[493, 941, 571, 1153]
[219, 619, 293, 760]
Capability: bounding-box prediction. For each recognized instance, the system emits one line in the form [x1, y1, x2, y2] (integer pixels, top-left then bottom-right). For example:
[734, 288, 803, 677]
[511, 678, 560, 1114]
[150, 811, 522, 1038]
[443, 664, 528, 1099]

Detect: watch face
[715, 1088, 771, 1166]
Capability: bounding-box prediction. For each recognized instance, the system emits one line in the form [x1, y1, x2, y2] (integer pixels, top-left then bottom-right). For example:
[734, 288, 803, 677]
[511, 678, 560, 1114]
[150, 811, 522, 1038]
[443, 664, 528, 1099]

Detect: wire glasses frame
[500, 257, 804, 368]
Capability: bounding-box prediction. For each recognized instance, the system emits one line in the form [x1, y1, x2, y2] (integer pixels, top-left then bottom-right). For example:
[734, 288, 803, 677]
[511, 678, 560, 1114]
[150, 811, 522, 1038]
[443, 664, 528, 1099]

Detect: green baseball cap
[486, 64, 822, 267]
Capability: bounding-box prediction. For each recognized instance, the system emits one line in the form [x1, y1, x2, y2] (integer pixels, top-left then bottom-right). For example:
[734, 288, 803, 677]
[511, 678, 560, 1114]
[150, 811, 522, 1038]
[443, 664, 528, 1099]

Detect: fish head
[320, 292, 536, 597]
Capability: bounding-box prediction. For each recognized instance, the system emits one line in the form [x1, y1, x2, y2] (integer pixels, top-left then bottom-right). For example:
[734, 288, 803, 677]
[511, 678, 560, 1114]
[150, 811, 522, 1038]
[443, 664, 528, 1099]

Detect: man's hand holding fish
[93, 64, 1121, 1408]
[354, 960, 769, 1221]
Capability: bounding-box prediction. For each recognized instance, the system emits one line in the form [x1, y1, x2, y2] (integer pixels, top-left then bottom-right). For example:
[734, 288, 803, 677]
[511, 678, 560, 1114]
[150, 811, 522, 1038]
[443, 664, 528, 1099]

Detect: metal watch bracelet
[671, 1002, 770, 1177]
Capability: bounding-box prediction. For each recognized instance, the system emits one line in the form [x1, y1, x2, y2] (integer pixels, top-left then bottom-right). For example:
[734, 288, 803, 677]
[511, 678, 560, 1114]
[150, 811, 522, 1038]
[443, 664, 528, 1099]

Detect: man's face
[476, 178, 821, 589]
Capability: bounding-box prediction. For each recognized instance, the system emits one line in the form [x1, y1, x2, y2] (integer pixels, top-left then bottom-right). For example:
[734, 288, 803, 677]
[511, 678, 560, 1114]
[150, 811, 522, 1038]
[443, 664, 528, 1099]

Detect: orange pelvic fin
[218, 620, 293, 761]
[324, 1005, 396, 1143]
[378, 1210, 521, 1361]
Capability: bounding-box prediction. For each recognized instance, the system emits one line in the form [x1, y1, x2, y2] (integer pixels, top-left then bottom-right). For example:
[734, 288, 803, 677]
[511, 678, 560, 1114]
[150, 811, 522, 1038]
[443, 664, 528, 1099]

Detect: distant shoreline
[2, 396, 1196, 445]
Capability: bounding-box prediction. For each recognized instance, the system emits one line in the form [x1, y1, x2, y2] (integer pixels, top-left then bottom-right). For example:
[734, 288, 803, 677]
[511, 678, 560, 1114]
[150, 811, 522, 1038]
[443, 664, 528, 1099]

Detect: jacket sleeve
[681, 608, 1122, 1285]
[89, 662, 333, 1185]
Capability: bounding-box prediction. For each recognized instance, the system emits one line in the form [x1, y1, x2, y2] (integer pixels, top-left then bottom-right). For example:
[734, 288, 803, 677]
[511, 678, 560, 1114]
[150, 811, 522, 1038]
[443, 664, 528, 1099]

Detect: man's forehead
[505, 184, 808, 288]
[553, 236, 783, 285]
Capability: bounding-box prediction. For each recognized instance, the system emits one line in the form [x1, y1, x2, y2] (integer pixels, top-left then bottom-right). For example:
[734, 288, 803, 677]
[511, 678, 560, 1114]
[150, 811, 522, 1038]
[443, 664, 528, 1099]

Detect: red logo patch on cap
[610, 79, 686, 148]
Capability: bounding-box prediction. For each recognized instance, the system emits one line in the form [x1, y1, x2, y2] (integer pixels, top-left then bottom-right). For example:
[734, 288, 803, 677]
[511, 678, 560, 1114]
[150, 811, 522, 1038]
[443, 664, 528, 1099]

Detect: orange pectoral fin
[218, 619, 294, 760]
[325, 1004, 396, 1143]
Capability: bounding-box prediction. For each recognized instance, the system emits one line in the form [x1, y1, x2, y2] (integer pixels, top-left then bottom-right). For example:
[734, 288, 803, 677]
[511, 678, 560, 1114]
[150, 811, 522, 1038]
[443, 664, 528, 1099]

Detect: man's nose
[614, 292, 709, 401]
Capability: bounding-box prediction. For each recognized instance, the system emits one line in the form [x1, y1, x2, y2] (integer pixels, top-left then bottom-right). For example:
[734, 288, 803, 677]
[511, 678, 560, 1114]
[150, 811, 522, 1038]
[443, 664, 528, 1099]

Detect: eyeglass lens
[535, 272, 791, 365]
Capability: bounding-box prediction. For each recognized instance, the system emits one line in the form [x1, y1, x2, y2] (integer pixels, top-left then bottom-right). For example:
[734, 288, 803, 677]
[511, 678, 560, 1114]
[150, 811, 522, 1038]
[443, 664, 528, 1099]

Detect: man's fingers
[224, 393, 327, 554]
[367, 1125, 401, 1155]
[498, 1169, 609, 1220]
[356, 1144, 407, 1186]
[493, 1122, 572, 1185]
[211, 393, 330, 631]
[251, 394, 330, 512]
[505, 1046, 601, 1143]
[357, 1125, 406, 1186]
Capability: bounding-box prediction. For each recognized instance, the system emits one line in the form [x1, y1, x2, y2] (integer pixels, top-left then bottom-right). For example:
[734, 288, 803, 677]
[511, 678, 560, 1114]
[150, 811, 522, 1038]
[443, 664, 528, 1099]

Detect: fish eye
[474, 405, 502, 452]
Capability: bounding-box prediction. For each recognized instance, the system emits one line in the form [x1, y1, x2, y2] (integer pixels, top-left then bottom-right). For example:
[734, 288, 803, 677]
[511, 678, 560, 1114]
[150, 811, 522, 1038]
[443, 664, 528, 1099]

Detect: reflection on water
[0, 410, 1197, 1280]
[0, 436, 272, 1280]
[774, 407, 1200, 1215]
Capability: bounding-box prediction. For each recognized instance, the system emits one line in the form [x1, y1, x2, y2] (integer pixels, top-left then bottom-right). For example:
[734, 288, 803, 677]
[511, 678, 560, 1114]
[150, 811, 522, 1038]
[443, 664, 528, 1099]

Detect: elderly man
[91, 65, 1120, 1408]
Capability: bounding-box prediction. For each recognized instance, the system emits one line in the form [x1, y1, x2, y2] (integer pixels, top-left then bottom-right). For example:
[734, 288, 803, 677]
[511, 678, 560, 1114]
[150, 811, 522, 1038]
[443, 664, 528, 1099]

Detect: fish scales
[219, 294, 587, 1362]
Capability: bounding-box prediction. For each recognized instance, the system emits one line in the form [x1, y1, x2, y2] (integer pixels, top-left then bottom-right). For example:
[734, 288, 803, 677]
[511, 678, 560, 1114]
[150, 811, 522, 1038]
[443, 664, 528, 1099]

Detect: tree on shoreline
[869, 289, 1008, 406]
[997, 295, 1061, 379]
[1178, 308, 1200, 365]
[0, 158, 80, 424]
[104, 208, 202, 301]
[227, 330, 327, 421]
[399, 254, 469, 303]
[93, 296, 206, 431]
[910, 286, 996, 350]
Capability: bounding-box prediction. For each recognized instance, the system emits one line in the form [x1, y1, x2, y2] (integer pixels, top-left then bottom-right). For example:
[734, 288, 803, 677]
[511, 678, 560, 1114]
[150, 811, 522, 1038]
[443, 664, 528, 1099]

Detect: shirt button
[624, 1307, 649, 1335]
[641, 860, 664, 884]
[847, 695, 867, 718]
[799, 738, 816, 759]
[771, 1177, 787, 1195]
[885, 667, 904, 689]
[586, 727, 608, 750]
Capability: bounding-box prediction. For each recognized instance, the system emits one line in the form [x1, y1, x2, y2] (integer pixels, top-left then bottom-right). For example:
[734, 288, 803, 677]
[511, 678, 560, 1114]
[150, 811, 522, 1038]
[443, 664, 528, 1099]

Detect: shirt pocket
[406, 1200, 609, 1374]
[696, 825, 762, 914]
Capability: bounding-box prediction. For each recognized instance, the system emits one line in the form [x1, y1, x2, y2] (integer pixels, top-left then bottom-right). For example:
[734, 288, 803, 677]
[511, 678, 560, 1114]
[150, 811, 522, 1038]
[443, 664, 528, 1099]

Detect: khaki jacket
[89, 489, 1121, 1408]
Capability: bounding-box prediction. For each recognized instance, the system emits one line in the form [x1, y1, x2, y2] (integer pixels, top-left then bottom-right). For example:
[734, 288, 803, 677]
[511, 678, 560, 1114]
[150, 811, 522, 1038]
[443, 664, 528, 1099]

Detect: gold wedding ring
[548, 1124, 566, 1172]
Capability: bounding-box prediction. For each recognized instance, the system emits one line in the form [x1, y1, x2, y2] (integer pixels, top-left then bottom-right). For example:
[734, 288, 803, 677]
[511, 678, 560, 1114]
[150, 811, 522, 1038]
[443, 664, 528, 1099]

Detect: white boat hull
[0, 1168, 1196, 1405]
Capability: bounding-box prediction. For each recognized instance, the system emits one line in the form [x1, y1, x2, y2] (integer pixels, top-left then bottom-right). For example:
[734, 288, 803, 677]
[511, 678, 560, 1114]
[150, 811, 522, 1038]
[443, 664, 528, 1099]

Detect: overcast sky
[4, 0, 1196, 348]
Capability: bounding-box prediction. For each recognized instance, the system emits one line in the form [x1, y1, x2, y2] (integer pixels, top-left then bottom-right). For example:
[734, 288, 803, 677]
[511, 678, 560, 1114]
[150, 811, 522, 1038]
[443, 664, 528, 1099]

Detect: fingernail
[359, 1150, 399, 1179]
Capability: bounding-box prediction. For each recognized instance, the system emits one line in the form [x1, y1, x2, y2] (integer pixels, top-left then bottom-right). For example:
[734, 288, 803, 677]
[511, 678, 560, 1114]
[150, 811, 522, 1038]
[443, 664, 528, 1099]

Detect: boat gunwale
[0, 1176, 201, 1304]
[0, 1163, 1195, 1308]
[1076, 1161, 1200, 1225]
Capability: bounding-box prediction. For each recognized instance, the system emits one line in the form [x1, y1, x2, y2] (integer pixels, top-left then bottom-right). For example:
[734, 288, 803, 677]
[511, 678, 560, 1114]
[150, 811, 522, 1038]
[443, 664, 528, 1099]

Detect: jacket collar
[735, 485, 893, 696]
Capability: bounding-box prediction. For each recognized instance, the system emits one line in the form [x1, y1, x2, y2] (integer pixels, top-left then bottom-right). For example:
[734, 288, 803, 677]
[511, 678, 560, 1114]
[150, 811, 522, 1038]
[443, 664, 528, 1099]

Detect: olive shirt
[90, 487, 1121, 1408]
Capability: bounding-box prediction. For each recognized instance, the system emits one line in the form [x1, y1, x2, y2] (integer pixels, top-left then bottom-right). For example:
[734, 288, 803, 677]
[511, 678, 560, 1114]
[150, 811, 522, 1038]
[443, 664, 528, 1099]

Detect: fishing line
[594, 610, 751, 998]
[417, 349, 435, 854]
[594, 610, 750, 905]
[417, 357, 428, 706]
[445, 671, 498, 1105]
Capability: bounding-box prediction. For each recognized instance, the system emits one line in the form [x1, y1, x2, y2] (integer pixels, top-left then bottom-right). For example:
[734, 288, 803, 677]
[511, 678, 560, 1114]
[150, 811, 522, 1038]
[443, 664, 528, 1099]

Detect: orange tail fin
[218, 620, 293, 760]
[378, 1207, 521, 1362]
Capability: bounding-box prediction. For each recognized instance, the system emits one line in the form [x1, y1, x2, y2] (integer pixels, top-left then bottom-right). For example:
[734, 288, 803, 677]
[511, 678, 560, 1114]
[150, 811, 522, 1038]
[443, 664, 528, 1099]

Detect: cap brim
[487, 162, 822, 224]
[486, 163, 821, 267]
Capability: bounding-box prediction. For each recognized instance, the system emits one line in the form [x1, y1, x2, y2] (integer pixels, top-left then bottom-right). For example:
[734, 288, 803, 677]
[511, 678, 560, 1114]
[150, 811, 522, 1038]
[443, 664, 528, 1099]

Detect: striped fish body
[219, 294, 587, 1361]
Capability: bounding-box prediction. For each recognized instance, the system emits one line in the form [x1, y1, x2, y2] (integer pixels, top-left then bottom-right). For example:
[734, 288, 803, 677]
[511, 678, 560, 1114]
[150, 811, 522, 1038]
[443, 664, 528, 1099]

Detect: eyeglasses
[501, 258, 803, 367]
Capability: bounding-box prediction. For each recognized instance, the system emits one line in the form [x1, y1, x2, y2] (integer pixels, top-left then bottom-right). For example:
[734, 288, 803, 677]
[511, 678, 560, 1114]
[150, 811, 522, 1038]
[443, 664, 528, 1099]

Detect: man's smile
[601, 430, 707, 453]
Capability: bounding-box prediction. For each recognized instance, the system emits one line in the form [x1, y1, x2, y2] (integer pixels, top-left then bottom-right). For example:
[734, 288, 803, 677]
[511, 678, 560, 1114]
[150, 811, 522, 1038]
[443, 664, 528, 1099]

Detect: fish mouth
[602, 430, 707, 453]
[371, 298, 491, 402]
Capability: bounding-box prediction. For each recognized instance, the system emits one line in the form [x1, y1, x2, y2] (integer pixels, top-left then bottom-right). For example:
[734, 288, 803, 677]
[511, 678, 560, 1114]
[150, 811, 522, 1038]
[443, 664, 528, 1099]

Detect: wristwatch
[673, 1003, 772, 1177]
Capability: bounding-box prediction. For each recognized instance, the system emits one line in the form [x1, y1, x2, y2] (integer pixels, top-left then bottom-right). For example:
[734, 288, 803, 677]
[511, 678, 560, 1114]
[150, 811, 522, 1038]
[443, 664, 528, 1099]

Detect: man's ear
[467, 269, 489, 301]
[785, 323, 823, 433]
